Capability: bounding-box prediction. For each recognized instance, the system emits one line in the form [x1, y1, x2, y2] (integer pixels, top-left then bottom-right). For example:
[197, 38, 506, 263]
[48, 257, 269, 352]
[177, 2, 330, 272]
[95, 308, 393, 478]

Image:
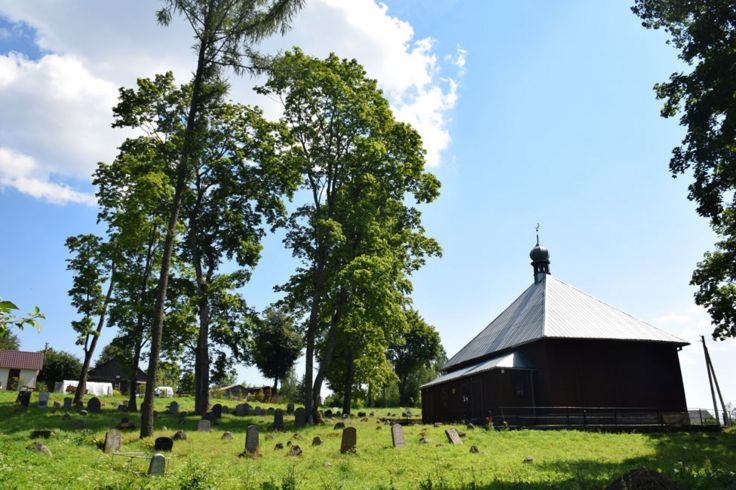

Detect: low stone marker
[173, 430, 187, 441]
[235, 404, 247, 416]
[391, 424, 405, 448]
[148, 453, 166, 476]
[197, 420, 211, 432]
[445, 428, 462, 445]
[333, 422, 345, 430]
[324, 409, 333, 417]
[18, 391, 30, 409]
[154, 437, 174, 452]
[312, 436, 322, 446]
[212, 404, 222, 419]
[104, 429, 122, 453]
[63, 397, 72, 410]
[53, 401, 61, 409]
[28, 441, 52, 457]
[221, 431, 233, 441]
[470, 446, 480, 453]
[30, 430, 54, 439]
[87, 397, 101, 414]
[340, 427, 357, 453]
[245, 425, 259, 456]
[168, 401, 179, 415]
[254, 407, 264, 416]
[273, 409, 284, 430]
[222, 406, 230, 414]
[286, 403, 294, 415]
[38, 392, 49, 408]
[287, 444, 302, 457]
[294, 408, 306, 428]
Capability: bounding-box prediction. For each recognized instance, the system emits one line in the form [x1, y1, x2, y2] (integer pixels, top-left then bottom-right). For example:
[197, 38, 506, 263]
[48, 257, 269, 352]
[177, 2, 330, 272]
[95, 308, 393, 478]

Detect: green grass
[0, 391, 734, 489]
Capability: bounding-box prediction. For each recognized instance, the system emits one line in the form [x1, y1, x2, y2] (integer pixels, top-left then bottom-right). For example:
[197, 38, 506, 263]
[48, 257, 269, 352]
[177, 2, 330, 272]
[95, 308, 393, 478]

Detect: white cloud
[0, 0, 464, 204]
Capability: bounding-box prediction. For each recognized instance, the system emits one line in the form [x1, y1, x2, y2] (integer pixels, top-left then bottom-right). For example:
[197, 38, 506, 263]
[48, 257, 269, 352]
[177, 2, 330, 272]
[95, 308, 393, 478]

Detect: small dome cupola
[530, 225, 550, 283]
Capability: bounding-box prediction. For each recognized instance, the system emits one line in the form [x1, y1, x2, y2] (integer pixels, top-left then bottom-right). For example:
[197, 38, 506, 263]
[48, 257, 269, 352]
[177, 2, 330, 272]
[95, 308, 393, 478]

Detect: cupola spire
[529, 224, 550, 283]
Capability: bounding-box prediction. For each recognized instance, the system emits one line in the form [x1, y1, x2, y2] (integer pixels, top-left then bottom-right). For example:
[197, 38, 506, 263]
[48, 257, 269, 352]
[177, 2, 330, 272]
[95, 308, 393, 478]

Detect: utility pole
[701, 335, 730, 426]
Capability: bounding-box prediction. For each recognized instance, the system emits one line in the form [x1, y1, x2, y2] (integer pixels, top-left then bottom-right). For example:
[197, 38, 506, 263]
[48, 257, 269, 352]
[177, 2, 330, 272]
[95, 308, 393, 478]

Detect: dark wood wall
[422, 339, 687, 423]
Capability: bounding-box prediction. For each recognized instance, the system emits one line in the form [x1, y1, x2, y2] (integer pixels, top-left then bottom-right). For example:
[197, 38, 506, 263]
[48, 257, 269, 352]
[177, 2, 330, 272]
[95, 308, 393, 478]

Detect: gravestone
[254, 407, 264, 416]
[18, 391, 30, 409]
[245, 425, 259, 456]
[197, 420, 211, 432]
[294, 408, 306, 428]
[445, 428, 462, 445]
[38, 392, 49, 408]
[324, 409, 333, 418]
[103, 429, 122, 453]
[87, 397, 101, 414]
[221, 431, 233, 441]
[333, 422, 345, 430]
[391, 424, 405, 448]
[168, 401, 179, 415]
[267, 407, 274, 413]
[287, 445, 302, 457]
[203, 411, 216, 422]
[235, 404, 247, 416]
[154, 437, 174, 451]
[53, 401, 61, 409]
[358, 411, 366, 418]
[148, 453, 166, 476]
[222, 406, 230, 414]
[312, 436, 322, 446]
[173, 430, 187, 441]
[286, 403, 294, 415]
[273, 409, 284, 430]
[212, 404, 222, 419]
[63, 397, 72, 410]
[340, 427, 357, 453]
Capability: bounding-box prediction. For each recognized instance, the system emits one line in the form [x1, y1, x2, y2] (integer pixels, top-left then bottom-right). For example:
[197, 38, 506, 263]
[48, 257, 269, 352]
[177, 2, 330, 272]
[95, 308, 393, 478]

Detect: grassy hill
[0, 391, 733, 489]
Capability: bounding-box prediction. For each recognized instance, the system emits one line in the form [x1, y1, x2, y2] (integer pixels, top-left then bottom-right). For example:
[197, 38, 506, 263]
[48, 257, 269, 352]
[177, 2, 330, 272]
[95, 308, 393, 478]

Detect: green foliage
[253, 307, 302, 390]
[0, 299, 44, 338]
[0, 330, 20, 350]
[632, 1, 736, 339]
[278, 367, 300, 402]
[37, 349, 82, 391]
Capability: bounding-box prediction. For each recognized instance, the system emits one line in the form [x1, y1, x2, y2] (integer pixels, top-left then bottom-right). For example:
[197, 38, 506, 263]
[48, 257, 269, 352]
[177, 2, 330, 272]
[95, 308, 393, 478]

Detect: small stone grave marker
[222, 405, 230, 414]
[18, 391, 30, 408]
[221, 431, 233, 441]
[445, 428, 462, 445]
[53, 401, 61, 409]
[254, 407, 264, 416]
[103, 429, 122, 453]
[287, 444, 302, 457]
[245, 425, 259, 456]
[38, 392, 49, 408]
[312, 436, 322, 446]
[148, 453, 166, 476]
[273, 409, 284, 429]
[286, 403, 294, 415]
[391, 424, 405, 448]
[63, 397, 72, 410]
[173, 430, 187, 441]
[294, 407, 306, 427]
[340, 427, 357, 453]
[197, 420, 211, 432]
[333, 422, 345, 430]
[212, 404, 222, 419]
[87, 397, 101, 414]
[324, 409, 333, 417]
[235, 404, 247, 416]
[168, 401, 179, 415]
[154, 437, 173, 451]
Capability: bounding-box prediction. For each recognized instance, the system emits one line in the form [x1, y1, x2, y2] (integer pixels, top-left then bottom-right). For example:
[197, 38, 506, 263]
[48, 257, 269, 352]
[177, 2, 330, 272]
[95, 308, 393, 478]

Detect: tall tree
[388, 310, 443, 406]
[66, 234, 117, 404]
[252, 306, 302, 393]
[37, 349, 82, 392]
[139, 0, 304, 437]
[262, 50, 441, 420]
[633, 1, 736, 339]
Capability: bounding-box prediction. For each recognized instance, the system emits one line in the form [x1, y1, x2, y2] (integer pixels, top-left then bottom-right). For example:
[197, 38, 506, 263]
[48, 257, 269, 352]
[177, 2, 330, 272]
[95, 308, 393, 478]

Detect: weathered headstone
[294, 408, 306, 428]
[254, 407, 264, 416]
[30, 430, 54, 439]
[245, 425, 259, 456]
[28, 441, 52, 457]
[391, 424, 405, 448]
[333, 422, 345, 430]
[221, 431, 233, 441]
[358, 411, 366, 418]
[103, 429, 122, 453]
[168, 401, 179, 415]
[273, 409, 284, 430]
[287, 444, 302, 457]
[470, 446, 480, 453]
[63, 397, 72, 410]
[172, 430, 187, 441]
[197, 420, 211, 432]
[445, 428, 462, 445]
[324, 409, 333, 418]
[340, 427, 357, 453]
[212, 404, 222, 419]
[154, 437, 174, 451]
[148, 453, 166, 476]
[53, 401, 61, 409]
[312, 436, 322, 446]
[267, 407, 274, 413]
[222, 405, 230, 414]
[286, 403, 294, 415]
[274, 442, 284, 450]
[87, 397, 101, 414]
[38, 392, 49, 408]
[235, 404, 247, 416]
[18, 391, 30, 408]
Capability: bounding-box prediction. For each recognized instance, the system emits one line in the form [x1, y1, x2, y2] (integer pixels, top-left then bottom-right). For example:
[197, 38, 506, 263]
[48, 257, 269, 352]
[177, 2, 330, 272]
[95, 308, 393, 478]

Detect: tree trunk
[311, 297, 345, 419]
[127, 337, 142, 412]
[140, 29, 210, 438]
[303, 258, 327, 424]
[74, 269, 115, 405]
[342, 354, 355, 414]
[195, 295, 210, 415]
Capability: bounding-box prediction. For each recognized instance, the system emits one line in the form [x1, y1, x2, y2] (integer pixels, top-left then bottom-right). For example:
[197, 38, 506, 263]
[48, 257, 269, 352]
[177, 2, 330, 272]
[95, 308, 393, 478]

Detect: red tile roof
[0, 350, 44, 371]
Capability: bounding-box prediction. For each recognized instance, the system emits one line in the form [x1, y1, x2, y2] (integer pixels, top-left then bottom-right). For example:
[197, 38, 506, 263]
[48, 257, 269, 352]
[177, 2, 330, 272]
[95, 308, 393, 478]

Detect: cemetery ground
[0, 392, 734, 489]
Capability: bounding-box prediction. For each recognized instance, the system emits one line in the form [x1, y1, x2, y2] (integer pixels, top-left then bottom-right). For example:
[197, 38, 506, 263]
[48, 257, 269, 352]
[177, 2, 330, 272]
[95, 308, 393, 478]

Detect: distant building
[421, 241, 689, 425]
[88, 358, 146, 394]
[213, 384, 274, 401]
[0, 350, 44, 390]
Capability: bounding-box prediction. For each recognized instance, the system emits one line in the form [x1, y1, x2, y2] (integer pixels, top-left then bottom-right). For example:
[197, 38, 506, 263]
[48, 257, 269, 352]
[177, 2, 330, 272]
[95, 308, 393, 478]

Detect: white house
[0, 350, 44, 390]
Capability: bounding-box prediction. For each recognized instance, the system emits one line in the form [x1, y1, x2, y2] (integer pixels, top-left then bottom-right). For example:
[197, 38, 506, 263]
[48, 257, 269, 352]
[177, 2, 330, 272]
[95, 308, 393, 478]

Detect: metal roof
[443, 275, 687, 371]
[0, 349, 44, 371]
[421, 351, 531, 389]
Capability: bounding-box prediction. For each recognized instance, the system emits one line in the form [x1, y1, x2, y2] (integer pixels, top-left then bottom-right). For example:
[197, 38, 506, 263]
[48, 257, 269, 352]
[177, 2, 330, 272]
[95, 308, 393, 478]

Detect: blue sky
[0, 1, 732, 410]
